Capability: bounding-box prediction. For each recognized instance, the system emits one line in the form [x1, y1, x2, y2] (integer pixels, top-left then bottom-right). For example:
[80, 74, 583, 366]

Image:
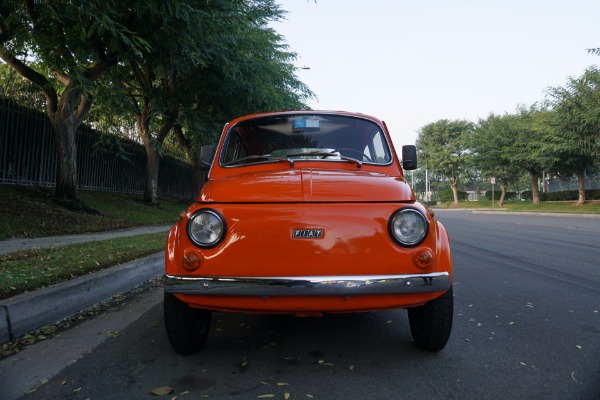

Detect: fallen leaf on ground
[151, 386, 174, 396]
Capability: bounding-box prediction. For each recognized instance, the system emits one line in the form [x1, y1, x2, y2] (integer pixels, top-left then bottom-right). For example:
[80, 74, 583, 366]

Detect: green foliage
[439, 189, 469, 202]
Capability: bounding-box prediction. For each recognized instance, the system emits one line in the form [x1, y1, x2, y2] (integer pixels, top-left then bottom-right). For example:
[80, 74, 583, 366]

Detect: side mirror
[199, 145, 214, 168]
[401, 145, 418, 170]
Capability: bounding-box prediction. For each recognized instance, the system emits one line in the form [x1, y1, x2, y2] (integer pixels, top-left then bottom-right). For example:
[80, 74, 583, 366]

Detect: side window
[364, 130, 391, 164]
[220, 132, 246, 164]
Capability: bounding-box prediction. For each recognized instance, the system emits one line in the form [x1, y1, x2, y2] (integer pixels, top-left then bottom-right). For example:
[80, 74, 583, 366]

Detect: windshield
[219, 114, 393, 167]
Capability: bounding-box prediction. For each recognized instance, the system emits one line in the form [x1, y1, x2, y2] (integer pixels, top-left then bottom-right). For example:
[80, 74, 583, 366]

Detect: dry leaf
[151, 386, 174, 396]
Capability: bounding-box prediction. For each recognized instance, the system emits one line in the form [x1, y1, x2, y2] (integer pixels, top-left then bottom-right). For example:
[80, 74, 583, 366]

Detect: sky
[271, 0, 599, 148]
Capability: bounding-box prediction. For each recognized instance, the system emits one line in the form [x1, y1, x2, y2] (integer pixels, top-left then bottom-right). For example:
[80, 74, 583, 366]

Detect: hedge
[521, 189, 600, 201]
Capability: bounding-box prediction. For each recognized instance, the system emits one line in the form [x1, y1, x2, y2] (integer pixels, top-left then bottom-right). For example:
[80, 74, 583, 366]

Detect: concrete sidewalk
[0, 224, 172, 344]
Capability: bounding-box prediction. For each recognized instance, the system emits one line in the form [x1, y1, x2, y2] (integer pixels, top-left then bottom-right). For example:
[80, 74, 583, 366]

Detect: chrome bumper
[164, 272, 450, 297]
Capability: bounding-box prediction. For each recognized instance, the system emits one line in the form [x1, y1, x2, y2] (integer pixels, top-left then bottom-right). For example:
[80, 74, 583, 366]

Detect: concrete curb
[0, 251, 164, 344]
[433, 209, 600, 218]
[471, 210, 600, 218]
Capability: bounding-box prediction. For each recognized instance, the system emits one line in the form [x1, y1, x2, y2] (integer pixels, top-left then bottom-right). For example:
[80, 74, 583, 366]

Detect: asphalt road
[8, 211, 600, 400]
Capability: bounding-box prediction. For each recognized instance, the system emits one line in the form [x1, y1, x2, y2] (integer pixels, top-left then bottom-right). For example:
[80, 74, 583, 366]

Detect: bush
[439, 189, 469, 202]
[484, 191, 517, 200]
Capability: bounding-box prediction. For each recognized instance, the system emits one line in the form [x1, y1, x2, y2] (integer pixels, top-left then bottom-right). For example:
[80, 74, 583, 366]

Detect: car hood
[199, 169, 414, 202]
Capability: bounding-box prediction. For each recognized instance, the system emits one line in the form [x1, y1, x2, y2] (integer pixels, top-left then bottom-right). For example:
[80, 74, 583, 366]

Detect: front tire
[164, 292, 211, 355]
[408, 285, 453, 352]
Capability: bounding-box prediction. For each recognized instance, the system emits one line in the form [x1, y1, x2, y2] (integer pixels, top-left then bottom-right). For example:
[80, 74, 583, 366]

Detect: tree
[472, 113, 525, 206]
[501, 106, 557, 205]
[0, 1, 148, 203]
[172, 4, 313, 198]
[547, 66, 600, 205]
[416, 119, 474, 205]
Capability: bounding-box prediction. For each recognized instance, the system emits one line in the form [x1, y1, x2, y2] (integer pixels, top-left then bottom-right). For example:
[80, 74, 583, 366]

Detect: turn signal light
[413, 249, 433, 269]
[183, 250, 202, 271]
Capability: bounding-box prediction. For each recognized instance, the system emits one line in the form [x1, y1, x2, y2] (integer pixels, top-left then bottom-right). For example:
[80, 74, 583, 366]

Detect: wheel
[164, 291, 212, 355]
[407, 285, 453, 352]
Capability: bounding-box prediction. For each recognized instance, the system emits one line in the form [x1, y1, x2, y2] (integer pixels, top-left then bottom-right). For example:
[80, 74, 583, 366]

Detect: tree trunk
[450, 183, 459, 205]
[449, 174, 459, 205]
[498, 181, 507, 206]
[576, 165, 586, 205]
[530, 172, 541, 205]
[53, 123, 78, 200]
[143, 143, 160, 205]
[47, 85, 91, 202]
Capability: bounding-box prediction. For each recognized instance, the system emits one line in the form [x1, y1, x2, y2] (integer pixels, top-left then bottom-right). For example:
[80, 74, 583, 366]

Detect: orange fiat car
[164, 111, 453, 354]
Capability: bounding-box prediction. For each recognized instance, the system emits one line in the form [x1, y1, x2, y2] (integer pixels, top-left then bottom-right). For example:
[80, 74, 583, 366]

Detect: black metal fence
[0, 97, 193, 199]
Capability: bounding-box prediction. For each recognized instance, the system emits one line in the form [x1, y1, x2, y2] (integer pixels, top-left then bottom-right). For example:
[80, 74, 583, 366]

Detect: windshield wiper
[221, 154, 294, 167]
[286, 150, 362, 168]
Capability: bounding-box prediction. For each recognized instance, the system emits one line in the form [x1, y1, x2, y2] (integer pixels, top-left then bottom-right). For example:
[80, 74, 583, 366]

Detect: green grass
[0, 232, 168, 300]
[433, 199, 600, 214]
[0, 185, 188, 240]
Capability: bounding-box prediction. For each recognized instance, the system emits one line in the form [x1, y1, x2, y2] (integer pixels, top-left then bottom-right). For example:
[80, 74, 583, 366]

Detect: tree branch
[173, 123, 192, 156]
[157, 108, 179, 143]
[0, 48, 58, 112]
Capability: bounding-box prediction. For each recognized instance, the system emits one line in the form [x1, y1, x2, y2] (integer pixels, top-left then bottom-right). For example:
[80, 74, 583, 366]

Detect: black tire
[164, 291, 211, 355]
[407, 285, 453, 352]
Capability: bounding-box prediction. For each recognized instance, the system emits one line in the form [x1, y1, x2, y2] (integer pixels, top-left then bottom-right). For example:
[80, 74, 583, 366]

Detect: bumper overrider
[164, 272, 451, 296]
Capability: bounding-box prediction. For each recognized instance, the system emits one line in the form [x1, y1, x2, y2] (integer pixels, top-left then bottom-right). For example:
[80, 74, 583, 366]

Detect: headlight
[388, 208, 429, 247]
[187, 209, 226, 248]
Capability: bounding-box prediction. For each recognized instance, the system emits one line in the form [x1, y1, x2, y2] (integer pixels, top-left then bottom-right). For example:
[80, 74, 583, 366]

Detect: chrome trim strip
[164, 272, 450, 296]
